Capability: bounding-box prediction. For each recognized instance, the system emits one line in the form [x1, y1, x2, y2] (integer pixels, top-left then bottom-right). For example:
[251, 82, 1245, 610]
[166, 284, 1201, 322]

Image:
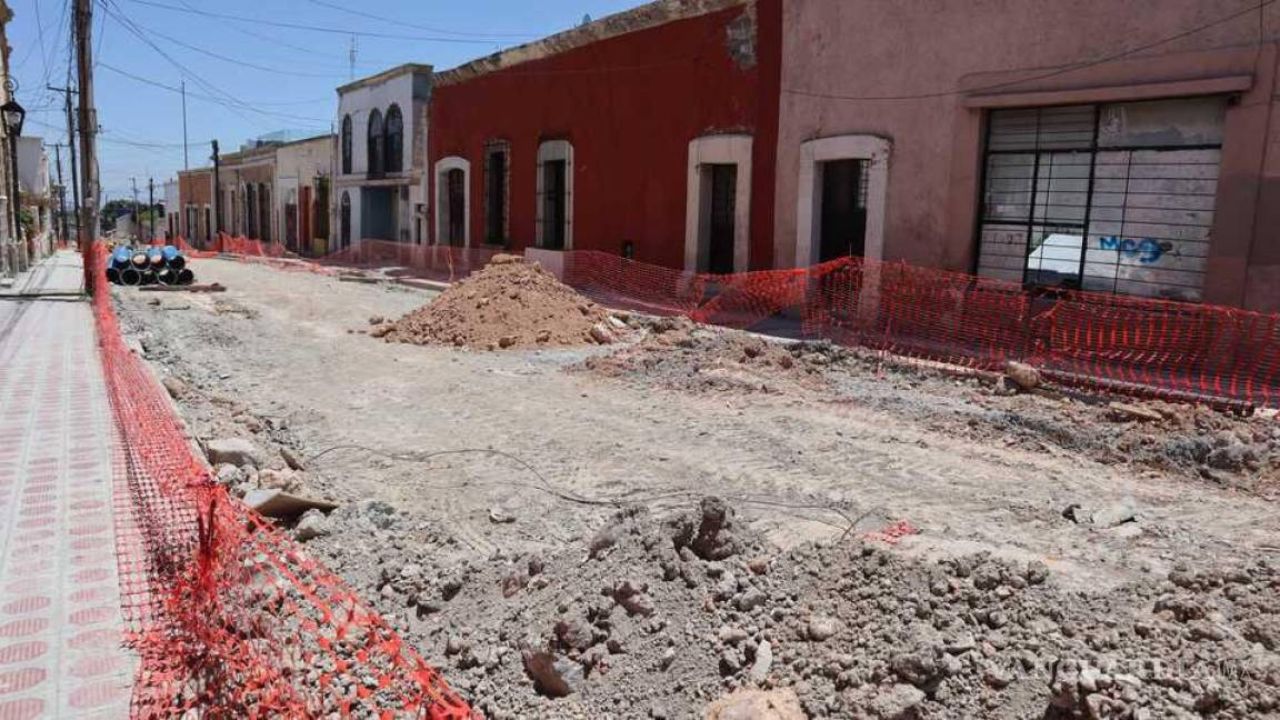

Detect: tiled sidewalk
[0, 253, 134, 719]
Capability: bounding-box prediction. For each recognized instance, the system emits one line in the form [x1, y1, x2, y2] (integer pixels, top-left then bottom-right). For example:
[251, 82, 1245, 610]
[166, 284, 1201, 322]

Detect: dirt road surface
[113, 258, 1280, 718]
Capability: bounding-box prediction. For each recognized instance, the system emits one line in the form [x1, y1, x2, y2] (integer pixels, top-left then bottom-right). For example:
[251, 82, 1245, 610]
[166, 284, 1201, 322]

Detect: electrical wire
[303, 443, 871, 538]
[302, 0, 534, 39]
[97, 0, 271, 130]
[150, 31, 349, 80]
[126, 0, 523, 45]
[97, 1, 328, 128]
[784, 0, 1279, 102]
[174, 0, 376, 71]
[98, 62, 330, 108]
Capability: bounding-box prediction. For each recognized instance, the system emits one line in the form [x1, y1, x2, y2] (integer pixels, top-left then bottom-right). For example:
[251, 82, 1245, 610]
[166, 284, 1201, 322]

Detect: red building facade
[428, 0, 782, 271]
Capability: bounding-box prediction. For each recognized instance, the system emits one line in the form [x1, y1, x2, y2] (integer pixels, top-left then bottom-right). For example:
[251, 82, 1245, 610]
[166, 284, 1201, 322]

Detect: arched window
[340, 191, 351, 248]
[367, 109, 385, 177]
[536, 140, 574, 250]
[385, 105, 404, 174]
[433, 156, 470, 247]
[341, 115, 353, 175]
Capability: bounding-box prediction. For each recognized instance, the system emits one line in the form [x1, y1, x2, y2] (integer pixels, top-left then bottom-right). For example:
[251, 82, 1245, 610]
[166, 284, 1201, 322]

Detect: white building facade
[274, 134, 333, 256]
[163, 179, 179, 240]
[16, 136, 52, 257]
[334, 63, 433, 249]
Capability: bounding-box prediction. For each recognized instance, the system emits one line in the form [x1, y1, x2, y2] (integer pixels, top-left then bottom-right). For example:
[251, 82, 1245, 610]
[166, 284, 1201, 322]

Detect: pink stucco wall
[775, 0, 1280, 311]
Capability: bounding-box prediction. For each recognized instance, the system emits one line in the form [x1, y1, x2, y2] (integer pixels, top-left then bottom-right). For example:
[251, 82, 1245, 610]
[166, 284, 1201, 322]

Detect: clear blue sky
[7, 0, 640, 203]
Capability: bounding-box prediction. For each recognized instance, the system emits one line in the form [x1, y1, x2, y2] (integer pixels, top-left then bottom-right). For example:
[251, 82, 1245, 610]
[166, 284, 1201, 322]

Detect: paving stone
[0, 252, 137, 717]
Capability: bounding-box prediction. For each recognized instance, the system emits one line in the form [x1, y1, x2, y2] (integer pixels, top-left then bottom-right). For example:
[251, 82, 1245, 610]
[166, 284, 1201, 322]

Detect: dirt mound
[301, 496, 1280, 719]
[382, 255, 621, 350]
[580, 317, 848, 394]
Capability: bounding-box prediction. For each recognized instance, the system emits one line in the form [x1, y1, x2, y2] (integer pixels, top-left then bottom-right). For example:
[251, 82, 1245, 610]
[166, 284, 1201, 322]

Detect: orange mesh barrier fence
[87, 241, 475, 718]
[562, 250, 1279, 409]
[176, 238, 1280, 409]
[177, 235, 504, 283]
[561, 250, 705, 316]
[316, 241, 505, 283]
[1032, 292, 1280, 407]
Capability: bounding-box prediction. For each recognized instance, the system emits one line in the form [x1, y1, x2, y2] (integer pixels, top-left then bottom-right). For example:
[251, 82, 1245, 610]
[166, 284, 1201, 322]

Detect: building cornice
[435, 0, 749, 87]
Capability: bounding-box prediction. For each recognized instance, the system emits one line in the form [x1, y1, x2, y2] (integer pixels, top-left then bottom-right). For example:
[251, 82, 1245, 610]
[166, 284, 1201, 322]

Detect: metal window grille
[976, 98, 1225, 302]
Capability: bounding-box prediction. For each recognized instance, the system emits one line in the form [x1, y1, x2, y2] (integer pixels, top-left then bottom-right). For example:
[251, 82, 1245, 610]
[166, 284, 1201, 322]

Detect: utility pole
[147, 177, 155, 242]
[74, 0, 99, 273]
[52, 144, 67, 245]
[49, 86, 80, 247]
[131, 178, 140, 244]
[211, 140, 221, 237]
[181, 80, 189, 170]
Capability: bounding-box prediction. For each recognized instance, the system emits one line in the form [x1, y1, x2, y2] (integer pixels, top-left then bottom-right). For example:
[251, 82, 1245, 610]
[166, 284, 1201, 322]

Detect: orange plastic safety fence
[87, 241, 476, 718]
[176, 237, 1280, 409]
[172, 235, 506, 284]
[563, 251, 1280, 409]
[316, 241, 504, 283]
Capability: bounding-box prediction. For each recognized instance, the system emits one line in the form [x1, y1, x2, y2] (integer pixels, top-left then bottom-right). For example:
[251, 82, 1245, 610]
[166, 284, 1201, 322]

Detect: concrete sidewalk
[0, 251, 135, 718]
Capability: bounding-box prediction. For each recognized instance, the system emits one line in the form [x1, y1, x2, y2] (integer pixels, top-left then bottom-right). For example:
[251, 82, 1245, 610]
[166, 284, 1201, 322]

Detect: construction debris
[581, 319, 847, 394]
[138, 283, 226, 293]
[382, 255, 621, 350]
[205, 437, 267, 468]
[300, 497, 1280, 719]
[111, 256, 1280, 719]
[1003, 360, 1041, 392]
[243, 488, 339, 519]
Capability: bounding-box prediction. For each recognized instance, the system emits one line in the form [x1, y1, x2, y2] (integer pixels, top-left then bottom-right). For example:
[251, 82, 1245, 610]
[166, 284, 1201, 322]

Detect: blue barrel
[161, 245, 180, 262]
[111, 246, 133, 270]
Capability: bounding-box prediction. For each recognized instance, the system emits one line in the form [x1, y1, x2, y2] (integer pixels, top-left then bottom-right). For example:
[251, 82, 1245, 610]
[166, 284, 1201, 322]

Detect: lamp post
[2, 98, 26, 276]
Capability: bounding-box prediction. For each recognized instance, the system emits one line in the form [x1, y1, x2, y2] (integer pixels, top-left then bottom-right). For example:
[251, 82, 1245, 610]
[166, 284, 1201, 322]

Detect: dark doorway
[445, 168, 466, 246]
[707, 163, 737, 274]
[203, 208, 211, 245]
[361, 187, 396, 241]
[299, 186, 312, 253]
[541, 160, 567, 250]
[259, 184, 271, 243]
[285, 201, 298, 250]
[818, 159, 868, 262]
[245, 189, 256, 239]
[339, 192, 351, 248]
[314, 178, 330, 242]
[485, 148, 508, 244]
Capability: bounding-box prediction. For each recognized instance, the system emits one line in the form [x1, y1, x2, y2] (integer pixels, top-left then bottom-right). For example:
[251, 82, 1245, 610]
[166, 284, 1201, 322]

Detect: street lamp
[2, 98, 26, 272]
[2, 99, 26, 137]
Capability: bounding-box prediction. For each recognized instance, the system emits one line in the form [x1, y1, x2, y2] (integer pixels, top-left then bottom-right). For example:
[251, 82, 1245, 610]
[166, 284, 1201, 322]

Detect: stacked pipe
[106, 244, 195, 286]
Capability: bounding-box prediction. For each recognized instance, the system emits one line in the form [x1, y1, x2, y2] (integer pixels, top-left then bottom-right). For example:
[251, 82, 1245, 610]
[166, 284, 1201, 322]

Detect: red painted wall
[429, 0, 782, 270]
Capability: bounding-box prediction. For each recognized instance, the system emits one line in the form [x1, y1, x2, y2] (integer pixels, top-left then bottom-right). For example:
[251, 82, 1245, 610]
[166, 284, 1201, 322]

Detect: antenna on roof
[348, 35, 357, 80]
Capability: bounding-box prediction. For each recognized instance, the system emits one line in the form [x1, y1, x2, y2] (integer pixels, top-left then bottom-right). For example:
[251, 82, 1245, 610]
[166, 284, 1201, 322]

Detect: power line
[173, 0, 372, 69]
[125, 0, 521, 44]
[33, 0, 51, 86]
[96, 0, 297, 130]
[147, 28, 349, 79]
[96, 61, 329, 124]
[784, 0, 1278, 102]
[303, 0, 534, 39]
[98, 62, 328, 108]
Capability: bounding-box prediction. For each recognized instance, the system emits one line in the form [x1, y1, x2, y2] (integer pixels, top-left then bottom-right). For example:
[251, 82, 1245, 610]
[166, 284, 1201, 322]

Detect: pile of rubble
[580, 317, 849, 394]
[298, 496, 1280, 719]
[376, 255, 626, 350]
[581, 317, 1280, 494]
